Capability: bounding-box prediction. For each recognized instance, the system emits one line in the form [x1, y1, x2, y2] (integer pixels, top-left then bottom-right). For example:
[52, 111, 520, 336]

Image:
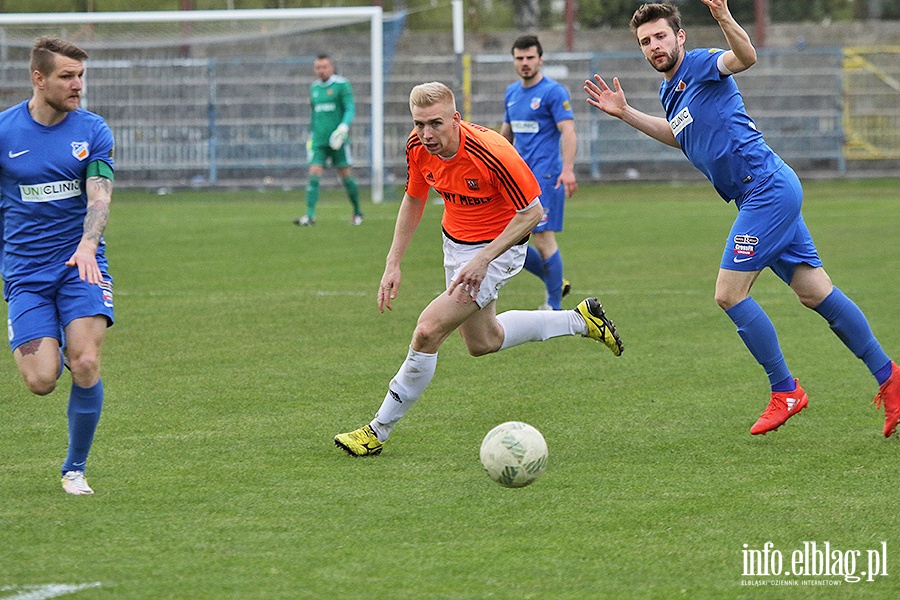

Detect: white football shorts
[442, 234, 527, 309]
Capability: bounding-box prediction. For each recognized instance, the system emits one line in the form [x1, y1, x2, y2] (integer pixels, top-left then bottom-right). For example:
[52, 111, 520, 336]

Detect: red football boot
[751, 379, 809, 435]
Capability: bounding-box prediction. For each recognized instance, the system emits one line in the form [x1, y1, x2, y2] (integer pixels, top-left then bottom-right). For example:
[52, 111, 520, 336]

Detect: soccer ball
[479, 421, 548, 488]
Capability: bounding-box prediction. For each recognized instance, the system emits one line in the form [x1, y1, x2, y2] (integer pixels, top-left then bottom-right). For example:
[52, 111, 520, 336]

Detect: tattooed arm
[66, 174, 112, 284]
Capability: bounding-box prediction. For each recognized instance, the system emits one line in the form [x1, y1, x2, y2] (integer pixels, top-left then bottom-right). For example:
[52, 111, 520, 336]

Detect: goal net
[0, 8, 406, 202]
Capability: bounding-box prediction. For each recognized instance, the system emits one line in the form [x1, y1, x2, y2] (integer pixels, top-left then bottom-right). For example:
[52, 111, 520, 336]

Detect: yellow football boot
[575, 297, 623, 357]
[334, 424, 384, 456]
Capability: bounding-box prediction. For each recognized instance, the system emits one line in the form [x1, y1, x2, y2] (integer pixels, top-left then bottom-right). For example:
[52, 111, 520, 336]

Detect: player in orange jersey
[334, 82, 623, 456]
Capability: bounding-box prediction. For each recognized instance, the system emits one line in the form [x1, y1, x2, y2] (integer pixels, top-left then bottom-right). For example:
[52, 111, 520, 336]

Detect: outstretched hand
[701, 0, 732, 22]
[584, 75, 627, 118]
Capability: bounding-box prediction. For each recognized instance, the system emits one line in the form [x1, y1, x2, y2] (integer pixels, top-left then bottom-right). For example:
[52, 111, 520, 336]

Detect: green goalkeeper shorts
[307, 140, 353, 169]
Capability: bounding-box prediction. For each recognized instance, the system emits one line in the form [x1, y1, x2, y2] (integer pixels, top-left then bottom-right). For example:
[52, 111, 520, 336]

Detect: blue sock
[725, 297, 792, 389]
[772, 375, 797, 393]
[62, 380, 104, 474]
[875, 361, 894, 387]
[524, 245, 543, 278]
[813, 287, 891, 383]
[543, 250, 564, 310]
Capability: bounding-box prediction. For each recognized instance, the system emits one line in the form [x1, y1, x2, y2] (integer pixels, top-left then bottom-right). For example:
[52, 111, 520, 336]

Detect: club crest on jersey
[466, 178, 480, 191]
[530, 97, 541, 110]
[676, 80, 687, 92]
[733, 234, 759, 257]
[71, 141, 89, 161]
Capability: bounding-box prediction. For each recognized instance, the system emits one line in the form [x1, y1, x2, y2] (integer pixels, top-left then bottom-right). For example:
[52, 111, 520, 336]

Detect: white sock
[370, 346, 438, 441]
[496, 309, 586, 351]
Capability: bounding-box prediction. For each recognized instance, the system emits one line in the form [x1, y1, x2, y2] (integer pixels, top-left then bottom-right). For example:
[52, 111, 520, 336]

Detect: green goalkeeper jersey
[310, 75, 355, 147]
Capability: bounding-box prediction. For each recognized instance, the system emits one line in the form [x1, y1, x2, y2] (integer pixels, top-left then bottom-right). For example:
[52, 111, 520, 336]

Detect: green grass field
[2, 179, 899, 599]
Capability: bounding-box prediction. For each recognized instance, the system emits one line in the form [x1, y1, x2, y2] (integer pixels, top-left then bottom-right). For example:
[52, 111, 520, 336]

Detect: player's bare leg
[13, 336, 62, 396]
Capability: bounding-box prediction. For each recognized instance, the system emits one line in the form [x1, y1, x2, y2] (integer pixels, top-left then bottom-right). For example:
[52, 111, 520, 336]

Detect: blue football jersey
[504, 76, 574, 178]
[0, 101, 114, 279]
[660, 49, 783, 202]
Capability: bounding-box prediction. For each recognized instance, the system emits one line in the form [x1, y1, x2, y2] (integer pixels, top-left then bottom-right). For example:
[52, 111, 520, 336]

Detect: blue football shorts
[532, 174, 565, 233]
[5, 259, 114, 351]
[720, 164, 822, 284]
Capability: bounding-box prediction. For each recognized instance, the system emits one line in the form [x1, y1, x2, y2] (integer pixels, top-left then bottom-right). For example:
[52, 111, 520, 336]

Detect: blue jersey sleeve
[88, 120, 115, 171]
[691, 48, 729, 83]
[546, 82, 574, 124]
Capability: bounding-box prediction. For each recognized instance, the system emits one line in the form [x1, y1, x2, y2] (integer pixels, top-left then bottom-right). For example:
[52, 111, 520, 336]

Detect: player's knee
[715, 291, 737, 311]
[67, 353, 101, 383]
[793, 279, 833, 309]
[797, 290, 825, 310]
[411, 323, 444, 354]
[22, 372, 57, 396]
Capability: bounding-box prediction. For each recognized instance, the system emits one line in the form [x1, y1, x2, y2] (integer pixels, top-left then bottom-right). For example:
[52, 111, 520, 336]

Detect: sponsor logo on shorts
[19, 180, 81, 203]
[733, 234, 759, 262]
[99, 280, 114, 308]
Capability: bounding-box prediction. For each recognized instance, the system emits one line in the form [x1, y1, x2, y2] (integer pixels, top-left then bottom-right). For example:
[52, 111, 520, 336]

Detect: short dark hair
[30, 37, 88, 76]
[511, 34, 542, 57]
[630, 3, 682, 36]
[316, 53, 332, 63]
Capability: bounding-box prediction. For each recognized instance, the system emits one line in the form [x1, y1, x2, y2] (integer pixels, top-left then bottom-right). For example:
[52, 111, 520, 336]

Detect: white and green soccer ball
[479, 421, 548, 488]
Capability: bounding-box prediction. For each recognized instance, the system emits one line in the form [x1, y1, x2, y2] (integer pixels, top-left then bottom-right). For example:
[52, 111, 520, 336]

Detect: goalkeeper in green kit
[294, 53, 363, 226]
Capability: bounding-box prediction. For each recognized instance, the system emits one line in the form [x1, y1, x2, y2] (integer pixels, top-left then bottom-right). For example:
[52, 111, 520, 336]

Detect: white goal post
[1, 8, 386, 202]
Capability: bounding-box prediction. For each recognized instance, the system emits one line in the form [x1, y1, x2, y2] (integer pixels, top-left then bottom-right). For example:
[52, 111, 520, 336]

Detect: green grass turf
[1, 179, 899, 598]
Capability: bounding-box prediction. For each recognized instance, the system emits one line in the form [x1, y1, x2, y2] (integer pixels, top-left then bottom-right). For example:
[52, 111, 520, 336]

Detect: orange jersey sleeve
[405, 122, 541, 243]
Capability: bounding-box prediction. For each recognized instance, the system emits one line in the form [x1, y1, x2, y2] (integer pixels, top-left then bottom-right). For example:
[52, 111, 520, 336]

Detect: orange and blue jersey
[405, 121, 540, 244]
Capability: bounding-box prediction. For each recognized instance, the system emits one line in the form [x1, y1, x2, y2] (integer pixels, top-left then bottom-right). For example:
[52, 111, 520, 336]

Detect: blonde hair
[409, 82, 456, 113]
